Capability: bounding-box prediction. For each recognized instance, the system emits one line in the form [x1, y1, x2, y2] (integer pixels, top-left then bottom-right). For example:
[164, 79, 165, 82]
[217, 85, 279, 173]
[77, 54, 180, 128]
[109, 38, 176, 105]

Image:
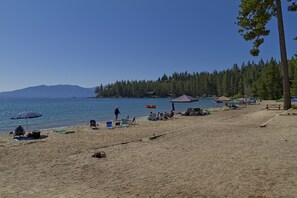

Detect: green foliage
[233, 93, 244, 99]
[237, 0, 275, 56]
[258, 59, 283, 99]
[287, 0, 297, 11]
[291, 59, 297, 96]
[96, 58, 297, 100]
[237, 0, 296, 56]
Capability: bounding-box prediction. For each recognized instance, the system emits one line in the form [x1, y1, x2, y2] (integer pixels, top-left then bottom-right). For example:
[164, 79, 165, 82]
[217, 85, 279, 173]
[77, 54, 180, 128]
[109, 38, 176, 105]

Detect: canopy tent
[170, 95, 199, 103]
[217, 96, 231, 101]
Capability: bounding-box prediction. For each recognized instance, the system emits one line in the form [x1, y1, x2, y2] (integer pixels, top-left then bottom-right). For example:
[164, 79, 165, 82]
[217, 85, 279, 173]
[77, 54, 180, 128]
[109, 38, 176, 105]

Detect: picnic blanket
[13, 137, 33, 141]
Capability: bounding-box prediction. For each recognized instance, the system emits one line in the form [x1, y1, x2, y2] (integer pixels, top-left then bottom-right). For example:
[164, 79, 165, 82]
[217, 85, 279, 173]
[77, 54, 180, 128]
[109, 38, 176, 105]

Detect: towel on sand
[13, 137, 33, 141]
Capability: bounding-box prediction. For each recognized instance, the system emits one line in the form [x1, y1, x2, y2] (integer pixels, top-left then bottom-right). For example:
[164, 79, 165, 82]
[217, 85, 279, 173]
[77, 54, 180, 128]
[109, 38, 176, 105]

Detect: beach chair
[115, 121, 121, 128]
[159, 112, 166, 120]
[121, 119, 129, 127]
[148, 113, 157, 121]
[203, 109, 211, 115]
[128, 117, 136, 125]
[90, 120, 98, 130]
[164, 112, 170, 119]
[14, 125, 25, 137]
[106, 121, 113, 129]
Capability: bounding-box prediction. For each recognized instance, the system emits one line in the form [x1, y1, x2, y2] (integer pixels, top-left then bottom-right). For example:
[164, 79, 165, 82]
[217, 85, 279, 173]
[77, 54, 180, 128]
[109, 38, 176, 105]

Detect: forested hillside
[96, 58, 297, 100]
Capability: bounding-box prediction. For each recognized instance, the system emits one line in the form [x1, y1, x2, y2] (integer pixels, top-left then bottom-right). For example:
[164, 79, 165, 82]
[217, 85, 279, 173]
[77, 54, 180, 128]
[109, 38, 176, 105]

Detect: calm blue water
[0, 98, 217, 133]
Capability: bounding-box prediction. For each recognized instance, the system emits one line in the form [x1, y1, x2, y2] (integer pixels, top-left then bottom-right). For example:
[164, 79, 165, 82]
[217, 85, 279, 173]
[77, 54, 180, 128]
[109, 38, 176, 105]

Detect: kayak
[146, 105, 156, 109]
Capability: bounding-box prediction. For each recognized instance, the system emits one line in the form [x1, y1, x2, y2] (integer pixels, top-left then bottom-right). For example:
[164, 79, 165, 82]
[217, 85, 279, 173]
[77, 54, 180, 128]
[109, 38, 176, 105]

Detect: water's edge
[0, 98, 219, 133]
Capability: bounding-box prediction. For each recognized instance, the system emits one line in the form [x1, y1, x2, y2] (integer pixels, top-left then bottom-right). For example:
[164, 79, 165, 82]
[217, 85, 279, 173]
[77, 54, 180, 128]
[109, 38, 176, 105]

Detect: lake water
[0, 97, 219, 133]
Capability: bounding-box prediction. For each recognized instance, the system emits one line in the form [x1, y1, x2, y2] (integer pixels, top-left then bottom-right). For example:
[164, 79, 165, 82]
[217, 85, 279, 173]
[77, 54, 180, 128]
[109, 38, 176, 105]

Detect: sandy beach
[1, 101, 297, 197]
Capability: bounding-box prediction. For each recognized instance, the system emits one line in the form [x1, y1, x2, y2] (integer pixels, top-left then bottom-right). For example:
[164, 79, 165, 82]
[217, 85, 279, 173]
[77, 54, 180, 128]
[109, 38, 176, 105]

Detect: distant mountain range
[0, 85, 96, 98]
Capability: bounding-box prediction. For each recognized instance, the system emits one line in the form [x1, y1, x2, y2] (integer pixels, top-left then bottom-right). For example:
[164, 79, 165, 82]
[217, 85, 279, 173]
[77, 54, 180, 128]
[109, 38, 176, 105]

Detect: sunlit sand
[1, 101, 297, 197]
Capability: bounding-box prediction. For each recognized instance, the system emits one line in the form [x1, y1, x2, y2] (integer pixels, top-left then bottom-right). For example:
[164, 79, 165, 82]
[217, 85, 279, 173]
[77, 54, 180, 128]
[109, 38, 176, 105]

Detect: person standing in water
[171, 103, 175, 111]
[114, 107, 120, 120]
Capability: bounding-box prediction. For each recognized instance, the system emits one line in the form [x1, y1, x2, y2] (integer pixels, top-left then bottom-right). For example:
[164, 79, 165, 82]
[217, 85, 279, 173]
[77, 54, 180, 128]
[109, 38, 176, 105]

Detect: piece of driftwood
[279, 108, 295, 116]
[279, 112, 297, 116]
[261, 108, 293, 127]
[260, 114, 280, 127]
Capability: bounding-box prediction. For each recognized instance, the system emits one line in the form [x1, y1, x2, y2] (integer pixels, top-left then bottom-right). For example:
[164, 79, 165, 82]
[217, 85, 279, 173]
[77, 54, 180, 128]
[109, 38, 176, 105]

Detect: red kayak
[146, 105, 156, 109]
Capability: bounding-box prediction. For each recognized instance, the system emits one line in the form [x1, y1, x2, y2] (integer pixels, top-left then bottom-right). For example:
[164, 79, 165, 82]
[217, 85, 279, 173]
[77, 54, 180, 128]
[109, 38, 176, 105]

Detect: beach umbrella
[170, 95, 199, 103]
[11, 111, 42, 131]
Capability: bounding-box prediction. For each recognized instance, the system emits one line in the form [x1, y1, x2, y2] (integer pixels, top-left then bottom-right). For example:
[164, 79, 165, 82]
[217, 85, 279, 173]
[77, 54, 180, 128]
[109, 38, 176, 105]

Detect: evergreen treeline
[96, 58, 297, 100]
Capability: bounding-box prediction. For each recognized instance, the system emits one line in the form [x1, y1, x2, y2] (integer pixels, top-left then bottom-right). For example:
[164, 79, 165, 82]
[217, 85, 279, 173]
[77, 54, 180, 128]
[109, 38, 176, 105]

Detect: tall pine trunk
[276, 0, 291, 110]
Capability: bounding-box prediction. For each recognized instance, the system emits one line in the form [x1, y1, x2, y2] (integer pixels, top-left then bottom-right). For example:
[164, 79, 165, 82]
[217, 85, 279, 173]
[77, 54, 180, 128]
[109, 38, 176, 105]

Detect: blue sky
[0, 0, 296, 92]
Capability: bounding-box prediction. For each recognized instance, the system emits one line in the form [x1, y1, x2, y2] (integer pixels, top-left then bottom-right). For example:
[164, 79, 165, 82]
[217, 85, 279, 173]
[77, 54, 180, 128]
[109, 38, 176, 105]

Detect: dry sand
[1, 101, 297, 197]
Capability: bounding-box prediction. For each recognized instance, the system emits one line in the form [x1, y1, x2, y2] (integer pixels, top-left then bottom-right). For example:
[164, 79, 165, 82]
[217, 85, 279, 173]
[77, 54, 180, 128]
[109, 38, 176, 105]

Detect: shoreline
[1, 104, 223, 135]
[0, 97, 219, 134]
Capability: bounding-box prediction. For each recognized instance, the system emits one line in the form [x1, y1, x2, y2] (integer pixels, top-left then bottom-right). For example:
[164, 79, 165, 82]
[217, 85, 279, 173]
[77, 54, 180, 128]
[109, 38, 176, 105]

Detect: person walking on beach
[114, 107, 120, 120]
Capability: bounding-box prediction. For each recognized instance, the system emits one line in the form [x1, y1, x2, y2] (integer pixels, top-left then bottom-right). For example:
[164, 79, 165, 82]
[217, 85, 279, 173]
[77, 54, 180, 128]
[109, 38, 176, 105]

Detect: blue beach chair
[106, 121, 113, 129]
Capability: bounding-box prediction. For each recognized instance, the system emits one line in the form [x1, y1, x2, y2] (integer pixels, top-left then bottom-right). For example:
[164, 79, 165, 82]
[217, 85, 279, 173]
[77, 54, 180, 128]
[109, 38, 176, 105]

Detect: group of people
[148, 111, 174, 121]
[224, 103, 241, 109]
[115, 106, 175, 122]
[182, 108, 209, 116]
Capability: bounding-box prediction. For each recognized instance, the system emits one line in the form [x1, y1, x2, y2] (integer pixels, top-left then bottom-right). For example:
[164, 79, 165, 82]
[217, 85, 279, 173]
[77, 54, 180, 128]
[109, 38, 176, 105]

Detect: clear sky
[0, 0, 296, 92]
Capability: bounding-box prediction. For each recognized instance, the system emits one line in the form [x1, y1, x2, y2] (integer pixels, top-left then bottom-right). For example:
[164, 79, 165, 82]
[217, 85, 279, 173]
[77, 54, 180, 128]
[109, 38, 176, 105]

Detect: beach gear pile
[12, 126, 42, 141]
[182, 108, 210, 116]
[92, 151, 106, 159]
[148, 111, 174, 121]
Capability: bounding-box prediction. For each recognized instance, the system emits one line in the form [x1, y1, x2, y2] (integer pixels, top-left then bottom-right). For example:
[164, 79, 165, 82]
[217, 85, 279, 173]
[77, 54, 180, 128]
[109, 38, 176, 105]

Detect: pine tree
[237, 0, 295, 109]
